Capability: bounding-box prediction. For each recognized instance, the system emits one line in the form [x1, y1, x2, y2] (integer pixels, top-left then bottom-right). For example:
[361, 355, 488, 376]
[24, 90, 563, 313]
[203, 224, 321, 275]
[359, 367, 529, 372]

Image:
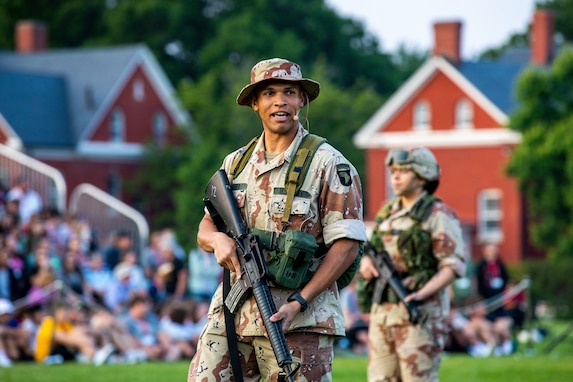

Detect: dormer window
[133, 79, 145, 102]
[413, 101, 431, 131]
[455, 99, 473, 129]
[110, 109, 125, 142]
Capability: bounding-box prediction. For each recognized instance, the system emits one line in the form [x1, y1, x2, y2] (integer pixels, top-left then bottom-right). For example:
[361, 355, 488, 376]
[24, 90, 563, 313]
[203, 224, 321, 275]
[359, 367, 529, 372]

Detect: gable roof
[354, 55, 526, 149]
[459, 60, 525, 113]
[0, 44, 190, 148]
[0, 70, 72, 147]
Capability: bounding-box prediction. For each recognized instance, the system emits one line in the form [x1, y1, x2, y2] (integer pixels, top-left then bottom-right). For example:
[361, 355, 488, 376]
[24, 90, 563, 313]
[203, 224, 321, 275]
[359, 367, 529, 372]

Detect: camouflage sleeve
[427, 202, 466, 278]
[317, 145, 367, 246]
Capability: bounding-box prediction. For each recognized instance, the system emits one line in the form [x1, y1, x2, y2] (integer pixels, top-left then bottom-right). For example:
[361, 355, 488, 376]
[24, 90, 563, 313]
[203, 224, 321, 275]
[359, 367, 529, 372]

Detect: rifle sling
[223, 268, 244, 382]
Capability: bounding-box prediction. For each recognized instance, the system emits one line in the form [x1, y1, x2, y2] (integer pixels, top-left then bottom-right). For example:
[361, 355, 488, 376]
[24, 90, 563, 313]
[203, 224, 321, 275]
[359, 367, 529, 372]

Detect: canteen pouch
[267, 230, 318, 289]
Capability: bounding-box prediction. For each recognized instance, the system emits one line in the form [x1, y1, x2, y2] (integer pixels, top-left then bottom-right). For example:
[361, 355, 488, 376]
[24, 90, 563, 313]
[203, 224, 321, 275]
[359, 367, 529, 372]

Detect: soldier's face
[252, 81, 304, 135]
[389, 167, 425, 197]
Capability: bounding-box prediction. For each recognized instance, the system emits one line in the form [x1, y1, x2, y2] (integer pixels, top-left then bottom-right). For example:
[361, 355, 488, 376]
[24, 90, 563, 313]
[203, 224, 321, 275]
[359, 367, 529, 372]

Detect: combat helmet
[385, 147, 441, 193]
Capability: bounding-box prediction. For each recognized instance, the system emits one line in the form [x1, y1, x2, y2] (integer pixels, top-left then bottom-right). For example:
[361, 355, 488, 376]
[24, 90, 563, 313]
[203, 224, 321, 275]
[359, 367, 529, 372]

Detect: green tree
[124, 143, 187, 232]
[506, 47, 573, 259]
[545, 0, 573, 42]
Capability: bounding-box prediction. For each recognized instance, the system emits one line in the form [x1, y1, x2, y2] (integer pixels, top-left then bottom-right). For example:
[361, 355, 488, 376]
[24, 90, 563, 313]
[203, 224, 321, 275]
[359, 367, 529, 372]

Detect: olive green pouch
[267, 230, 318, 289]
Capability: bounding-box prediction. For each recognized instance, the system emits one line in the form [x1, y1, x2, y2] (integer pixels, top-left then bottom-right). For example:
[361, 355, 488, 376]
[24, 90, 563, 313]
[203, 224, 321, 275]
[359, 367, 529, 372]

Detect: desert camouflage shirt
[208, 125, 366, 337]
[370, 192, 466, 326]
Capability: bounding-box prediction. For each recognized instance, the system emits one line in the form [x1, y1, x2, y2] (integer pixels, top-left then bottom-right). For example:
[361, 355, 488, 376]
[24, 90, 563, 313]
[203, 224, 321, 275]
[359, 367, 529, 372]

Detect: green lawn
[2, 321, 572, 381]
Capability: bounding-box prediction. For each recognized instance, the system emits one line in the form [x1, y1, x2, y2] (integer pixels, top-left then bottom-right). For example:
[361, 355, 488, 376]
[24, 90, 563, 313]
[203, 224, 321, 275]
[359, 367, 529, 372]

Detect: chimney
[15, 20, 48, 53]
[531, 9, 554, 66]
[432, 21, 462, 64]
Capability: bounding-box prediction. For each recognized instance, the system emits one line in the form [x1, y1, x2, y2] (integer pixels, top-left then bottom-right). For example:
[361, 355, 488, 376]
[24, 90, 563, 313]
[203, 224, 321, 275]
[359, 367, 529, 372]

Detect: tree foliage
[507, 47, 573, 259]
[545, 0, 573, 42]
[0, 0, 430, 250]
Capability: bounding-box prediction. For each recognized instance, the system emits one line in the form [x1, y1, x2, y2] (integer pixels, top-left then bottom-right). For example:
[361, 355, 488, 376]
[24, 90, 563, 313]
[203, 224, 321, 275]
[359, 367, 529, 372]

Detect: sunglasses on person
[385, 149, 414, 166]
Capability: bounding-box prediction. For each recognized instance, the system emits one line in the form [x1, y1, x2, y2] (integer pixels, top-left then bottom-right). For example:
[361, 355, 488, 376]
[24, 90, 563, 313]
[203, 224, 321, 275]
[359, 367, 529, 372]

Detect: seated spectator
[103, 262, 147, 314]
[338, 277, 369, 354]
[89, 308, 147, 364]
[504, 279, 527, 331]
[18, 304, 46, 361]
[152, 237, 188, 302]
[445, 305, 496, 357]
[83, 252, 113, 306]
[0, 247, 19, 301]
[26, 243, 59, 306]
[102, 230, 133, 271]
[187, 247, 221, 303]
[476, 243, 510, 321]
[61, 250, 88, 298]
[119, 295, 169, 361]
[116, 250, 149, 293]
[0, 299, 19, 367]
[34, 303, 114, 365]
[447, 299, 513, 357]
[158, 300, 196, 361]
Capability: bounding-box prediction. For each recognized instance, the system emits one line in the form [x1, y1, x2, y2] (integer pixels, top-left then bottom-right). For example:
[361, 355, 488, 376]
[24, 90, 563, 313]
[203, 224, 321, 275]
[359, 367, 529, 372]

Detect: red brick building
[354, 10, 554, 264]
[0, 21, 191, 203]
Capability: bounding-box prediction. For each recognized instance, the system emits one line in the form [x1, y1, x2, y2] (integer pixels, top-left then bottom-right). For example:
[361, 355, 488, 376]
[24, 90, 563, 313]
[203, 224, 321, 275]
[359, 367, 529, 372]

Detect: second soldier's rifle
[365, 242, 424, 324]
[204, 169, 300, 382]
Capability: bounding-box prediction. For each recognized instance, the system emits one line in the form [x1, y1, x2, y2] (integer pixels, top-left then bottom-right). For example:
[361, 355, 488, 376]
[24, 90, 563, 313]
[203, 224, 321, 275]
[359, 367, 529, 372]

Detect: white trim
[80, 53, 140, 142]
[79, 46, 190, 144]
[139, 47, 191, 126]
[77, 141, 144, 158]
[354, 56, 510, 148]
[0, 113, 24, 150]
[357, 128, 521, 149]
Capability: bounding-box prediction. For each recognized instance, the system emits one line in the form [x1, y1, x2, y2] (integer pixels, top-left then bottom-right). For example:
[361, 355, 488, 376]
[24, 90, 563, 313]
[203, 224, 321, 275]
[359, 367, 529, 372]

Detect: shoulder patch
[336, 163, 352, 186]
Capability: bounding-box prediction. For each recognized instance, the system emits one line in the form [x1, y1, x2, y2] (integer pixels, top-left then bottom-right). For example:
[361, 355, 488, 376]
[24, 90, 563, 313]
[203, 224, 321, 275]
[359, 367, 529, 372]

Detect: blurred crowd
[0, 178, 535, 367]
[0, 178, 222, 367]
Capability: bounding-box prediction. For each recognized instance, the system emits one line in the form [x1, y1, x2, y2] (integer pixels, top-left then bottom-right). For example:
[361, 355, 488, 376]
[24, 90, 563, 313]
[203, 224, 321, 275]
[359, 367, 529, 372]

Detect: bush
[509, 258, 573, 319]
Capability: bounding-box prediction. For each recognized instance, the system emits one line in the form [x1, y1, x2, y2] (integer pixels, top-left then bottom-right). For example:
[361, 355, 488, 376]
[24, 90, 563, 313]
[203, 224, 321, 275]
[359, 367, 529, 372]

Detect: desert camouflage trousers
[187, 327, 334, 382]
[367, 318, 447, 382]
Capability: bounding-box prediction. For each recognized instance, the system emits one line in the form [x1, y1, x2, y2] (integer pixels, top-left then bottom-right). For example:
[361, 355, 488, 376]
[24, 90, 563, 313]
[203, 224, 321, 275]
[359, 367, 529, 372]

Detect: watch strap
[287, 291, 308, 313]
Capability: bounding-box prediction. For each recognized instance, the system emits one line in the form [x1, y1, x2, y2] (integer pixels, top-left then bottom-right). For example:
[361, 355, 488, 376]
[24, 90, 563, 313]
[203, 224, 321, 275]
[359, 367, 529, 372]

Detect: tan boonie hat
[236, 58, 320, 106]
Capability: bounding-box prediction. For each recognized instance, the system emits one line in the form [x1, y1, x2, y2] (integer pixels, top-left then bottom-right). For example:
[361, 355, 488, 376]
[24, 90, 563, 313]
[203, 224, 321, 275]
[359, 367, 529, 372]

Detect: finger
[270, 312, 283, 323]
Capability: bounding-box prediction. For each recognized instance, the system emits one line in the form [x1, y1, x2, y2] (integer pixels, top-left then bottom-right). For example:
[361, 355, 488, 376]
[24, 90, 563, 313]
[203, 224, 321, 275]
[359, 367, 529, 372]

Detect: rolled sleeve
[323, 219, 367, 246]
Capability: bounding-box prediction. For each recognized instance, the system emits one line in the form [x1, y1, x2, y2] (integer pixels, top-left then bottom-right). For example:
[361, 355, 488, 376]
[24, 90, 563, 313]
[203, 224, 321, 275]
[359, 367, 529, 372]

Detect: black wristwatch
[287, 291, 308, 313]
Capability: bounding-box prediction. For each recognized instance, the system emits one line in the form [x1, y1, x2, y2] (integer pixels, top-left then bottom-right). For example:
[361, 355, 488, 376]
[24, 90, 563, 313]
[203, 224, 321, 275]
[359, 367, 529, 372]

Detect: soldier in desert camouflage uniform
[359, 147, 466, 382]
[187, 58, 367, 382]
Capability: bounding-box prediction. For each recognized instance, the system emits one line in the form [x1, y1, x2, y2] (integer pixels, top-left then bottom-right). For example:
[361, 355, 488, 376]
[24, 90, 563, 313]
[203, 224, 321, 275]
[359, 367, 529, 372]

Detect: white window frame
[413, 101, 431, 131]
[455, 99, 474, 129]
[477, 189, 503, 243]
[133, 79, 145, 102]
[110, 109, 125, 142]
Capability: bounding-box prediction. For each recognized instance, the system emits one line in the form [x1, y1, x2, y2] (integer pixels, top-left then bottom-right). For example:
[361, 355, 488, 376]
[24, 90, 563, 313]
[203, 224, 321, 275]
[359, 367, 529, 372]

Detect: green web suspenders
[229, 133, 326, 224]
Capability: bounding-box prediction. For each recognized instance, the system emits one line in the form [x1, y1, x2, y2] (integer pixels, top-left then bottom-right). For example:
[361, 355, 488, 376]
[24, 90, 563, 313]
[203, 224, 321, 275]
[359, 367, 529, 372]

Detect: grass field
[1, 321, 572, 381]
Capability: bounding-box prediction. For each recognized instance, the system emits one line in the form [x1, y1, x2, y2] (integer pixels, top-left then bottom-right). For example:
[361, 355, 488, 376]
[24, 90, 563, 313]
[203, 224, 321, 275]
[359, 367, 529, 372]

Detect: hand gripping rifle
[365, 242, 424, 324]
[204, 170, 300, 382]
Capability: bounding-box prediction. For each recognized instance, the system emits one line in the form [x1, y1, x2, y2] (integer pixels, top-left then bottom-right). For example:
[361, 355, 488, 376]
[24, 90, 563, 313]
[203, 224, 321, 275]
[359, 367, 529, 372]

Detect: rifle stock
[365, 242, 424, 324]
[204, 169, 300, 381]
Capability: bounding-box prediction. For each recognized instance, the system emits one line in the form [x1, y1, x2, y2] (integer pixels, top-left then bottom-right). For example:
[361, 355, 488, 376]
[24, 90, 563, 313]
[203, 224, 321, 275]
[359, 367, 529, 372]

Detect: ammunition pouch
[396, 225, 437, 289]
[252, 228, 361, 290]
[253, 229, 318, 290]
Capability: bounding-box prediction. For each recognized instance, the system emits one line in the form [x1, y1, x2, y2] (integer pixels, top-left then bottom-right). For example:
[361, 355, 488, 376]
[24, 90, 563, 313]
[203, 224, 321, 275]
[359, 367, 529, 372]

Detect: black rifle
[204, 169, 300, 382]
[365, 242, 424, 324]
